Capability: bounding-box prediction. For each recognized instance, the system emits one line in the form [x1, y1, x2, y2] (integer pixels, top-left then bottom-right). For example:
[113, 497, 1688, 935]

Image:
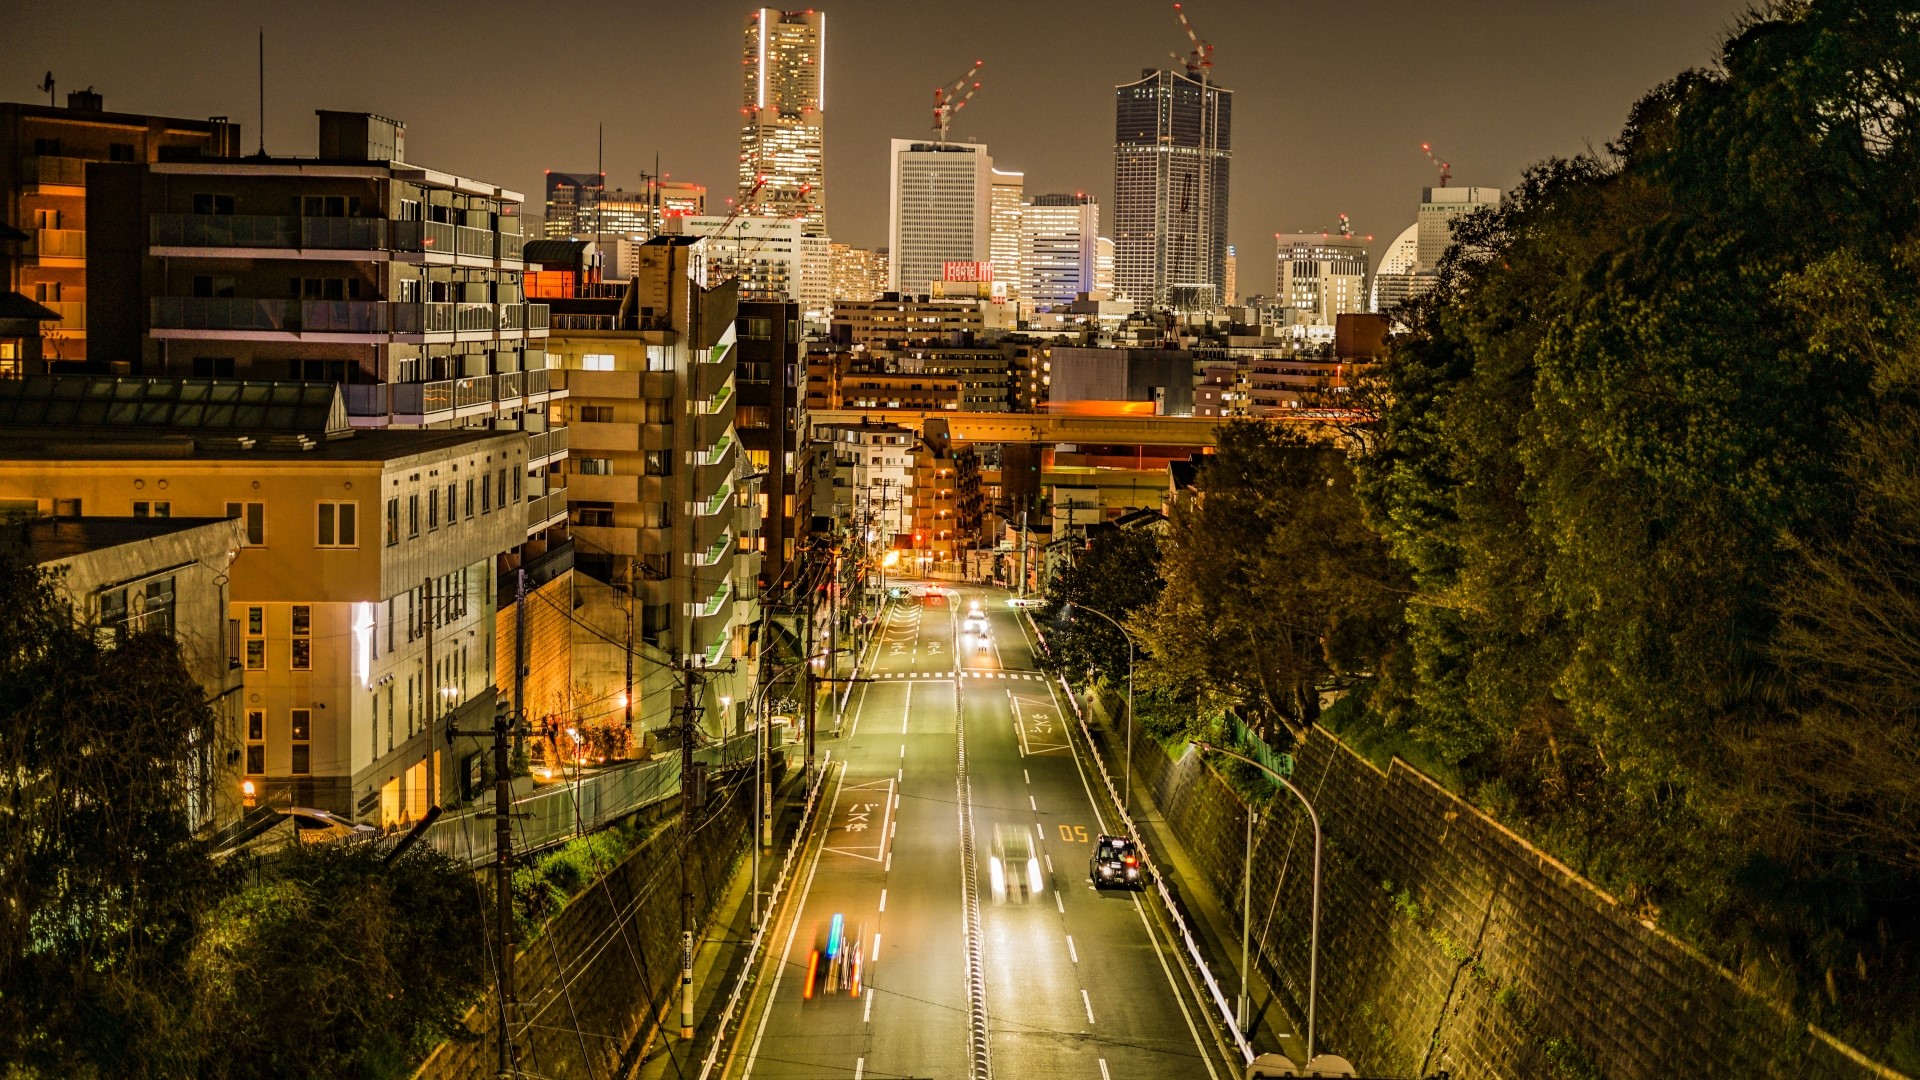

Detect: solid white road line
[903, 681, 912, 734]
[1067, 935, 1079, 963]
[1082, 988, 1096, 1024]
[1100, 1059, 1112, 1080]
[879, 888, 887, 912]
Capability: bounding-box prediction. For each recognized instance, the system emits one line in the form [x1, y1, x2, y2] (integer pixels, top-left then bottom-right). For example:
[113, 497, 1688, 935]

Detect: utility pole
[678, 657, 699, 1040]
[513, 568, 527, 761]
[623, 584, 635, 733]
[423, 575, 438, 809]
[803, 571, 817, 783]
[494, 668, 517, 1076]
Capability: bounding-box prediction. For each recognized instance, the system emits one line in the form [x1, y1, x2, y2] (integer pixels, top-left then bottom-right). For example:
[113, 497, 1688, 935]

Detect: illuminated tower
[740, 9, 827, 234]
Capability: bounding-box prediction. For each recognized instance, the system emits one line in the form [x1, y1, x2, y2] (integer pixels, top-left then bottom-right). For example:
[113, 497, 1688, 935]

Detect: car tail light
[803, 950, 820, 1000]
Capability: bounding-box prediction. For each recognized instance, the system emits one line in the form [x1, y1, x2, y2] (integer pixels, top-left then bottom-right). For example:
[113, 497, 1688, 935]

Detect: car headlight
[1126, 867, 1138, 878]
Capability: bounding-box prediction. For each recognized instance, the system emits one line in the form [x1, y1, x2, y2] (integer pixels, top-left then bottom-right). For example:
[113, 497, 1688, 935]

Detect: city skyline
[5, 0, 1755, 288]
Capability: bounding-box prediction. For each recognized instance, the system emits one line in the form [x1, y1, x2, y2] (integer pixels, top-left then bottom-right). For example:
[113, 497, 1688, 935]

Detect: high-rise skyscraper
[990, 167, 1024, 301]
[740, 9, 827, 234]
[1112, 67, 1231, 310]
[1223, 245, 1238, 306]
[888, 140, 992, 295]
[1021, 194, 1099, 308]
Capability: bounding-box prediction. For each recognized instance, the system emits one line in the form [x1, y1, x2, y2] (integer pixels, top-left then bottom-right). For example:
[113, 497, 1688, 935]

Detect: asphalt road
[733, 583, 1230, 1080]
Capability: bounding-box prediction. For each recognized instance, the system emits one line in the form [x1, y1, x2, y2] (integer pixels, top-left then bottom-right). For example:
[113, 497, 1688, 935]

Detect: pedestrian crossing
[866, 670, 1047, 681]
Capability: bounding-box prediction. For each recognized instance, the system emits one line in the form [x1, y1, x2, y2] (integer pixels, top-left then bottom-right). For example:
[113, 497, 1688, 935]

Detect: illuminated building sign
[943, 261, 995, 283]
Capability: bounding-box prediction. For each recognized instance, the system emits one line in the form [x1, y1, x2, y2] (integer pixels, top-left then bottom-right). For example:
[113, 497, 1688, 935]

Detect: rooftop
[10, 516, 240, 565]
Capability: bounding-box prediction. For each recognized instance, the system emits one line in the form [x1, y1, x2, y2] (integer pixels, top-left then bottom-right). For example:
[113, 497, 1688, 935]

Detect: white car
[963, 613, 989, 635]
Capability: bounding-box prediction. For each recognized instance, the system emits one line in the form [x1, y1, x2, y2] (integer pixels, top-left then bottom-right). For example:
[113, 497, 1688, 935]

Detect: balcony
[455, 226, 495, 259]
[455, 303, 495, 332]
[527, 486, 568, 531]
[151, 297, 294, 332]
[525, 367, 552, 397]
[149, 214, 388, 250]
[528, 426, 569, 464]
[41, 302, 85, 330]
[453, 375, 494, 411]
[551, 313, 616, 331]
[26, 155, 87, 188]
[29, 228, 85, 260]
[392, 379, 456, 421]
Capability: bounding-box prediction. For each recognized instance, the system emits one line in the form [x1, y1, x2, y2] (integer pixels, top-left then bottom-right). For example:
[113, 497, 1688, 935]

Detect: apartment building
[909, 419, 983, 572]
[83, 110, 568, 548]
[2, 89, 240, 364]
[546, 237, 747, 732]
[812, 420, 915, 545]
[735, 299, 809, 586]
[15, 513, 248, 833]
[830, 294, 998, 348]
[0, 376, 525, 826]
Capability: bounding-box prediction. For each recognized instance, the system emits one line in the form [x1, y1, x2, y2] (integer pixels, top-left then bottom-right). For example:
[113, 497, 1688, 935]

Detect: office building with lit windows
[543, 174, 708, 240]
[1112, 68, 1231, 309]
[1021, 193, 1099, 309]
[1275, 233, 1370, 328]
[989, 167, 1024, 302]
[740, 9, 827, 234]
[888, 140, 992, 295]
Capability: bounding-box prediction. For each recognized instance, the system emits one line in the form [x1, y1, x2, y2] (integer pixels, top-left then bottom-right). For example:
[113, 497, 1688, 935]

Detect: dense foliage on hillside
[1048, 1, 1920, 1062]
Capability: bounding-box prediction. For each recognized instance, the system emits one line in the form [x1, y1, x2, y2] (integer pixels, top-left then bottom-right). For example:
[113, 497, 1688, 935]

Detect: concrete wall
[1081, 711, 1906, 1079]
[416, 781, 748, 1080]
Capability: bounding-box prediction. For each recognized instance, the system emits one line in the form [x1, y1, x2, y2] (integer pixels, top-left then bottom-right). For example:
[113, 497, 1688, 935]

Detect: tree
[0, 545, 231, 1076]
[188, 843, 488, 1080]
[1042, 523, 1161, 685]
[1143, 421, 1407, 742]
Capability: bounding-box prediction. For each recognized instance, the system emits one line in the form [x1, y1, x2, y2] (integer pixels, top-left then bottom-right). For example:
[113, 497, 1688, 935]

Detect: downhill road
[732, 583, 1231, 1080]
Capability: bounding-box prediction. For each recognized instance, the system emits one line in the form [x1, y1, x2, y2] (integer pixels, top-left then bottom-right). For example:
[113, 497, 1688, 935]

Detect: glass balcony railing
[525, 368, 551, 396]
[28, 156, 87, 186]
[151, 297, 293, 331]
[30, 229, 85, 259]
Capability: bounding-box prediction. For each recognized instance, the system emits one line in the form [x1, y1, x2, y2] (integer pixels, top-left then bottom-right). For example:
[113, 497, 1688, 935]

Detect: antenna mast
[257, 28, 266, 155]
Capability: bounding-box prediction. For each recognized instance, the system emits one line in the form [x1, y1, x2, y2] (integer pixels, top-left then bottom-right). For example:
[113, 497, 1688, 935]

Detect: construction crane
[932, 60, 983, 148]
[1173, 3, 1214, 78]
[1420, 142, 1452, 188]
[710, 174, 768, 240]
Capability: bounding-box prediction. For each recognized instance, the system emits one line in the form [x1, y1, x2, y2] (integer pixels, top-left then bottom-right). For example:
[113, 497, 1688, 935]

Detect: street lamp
[1192, 740, 1321, 1062]
[1068, 602, 1136, 818]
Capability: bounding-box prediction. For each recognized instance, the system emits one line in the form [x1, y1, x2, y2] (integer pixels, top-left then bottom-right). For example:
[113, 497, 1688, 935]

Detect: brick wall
[1084, 709, 1906, 1079]
[415, 780, 747, 1080]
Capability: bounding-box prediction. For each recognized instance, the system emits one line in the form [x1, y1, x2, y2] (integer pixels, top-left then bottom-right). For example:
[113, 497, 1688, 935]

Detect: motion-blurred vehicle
[962, 611, 989, 635]
[989, 823, 1043, 903]
[1089, 833, 1144, 889]
[803, 913, 865, 1001]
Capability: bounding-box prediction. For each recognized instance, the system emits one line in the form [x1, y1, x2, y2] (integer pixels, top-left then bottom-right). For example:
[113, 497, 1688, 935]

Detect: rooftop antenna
[1420, 142, 1451, 187]
[596, 121, 605, 237]
[39, 72, 54, 107]
[257, 29, 266, 155]
[932, 60, 984, 148]
[1337, 212, 1352, 238]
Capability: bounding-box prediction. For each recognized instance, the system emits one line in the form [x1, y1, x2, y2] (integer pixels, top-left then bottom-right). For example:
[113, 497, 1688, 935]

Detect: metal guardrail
[422, 755, 681, 867]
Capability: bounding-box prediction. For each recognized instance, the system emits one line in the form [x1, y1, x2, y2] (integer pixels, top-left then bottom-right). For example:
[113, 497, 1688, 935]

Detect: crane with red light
[1421, 142, 1452, 188]
[932, 60, 983, 148]
[1172, 3, 1214, 78]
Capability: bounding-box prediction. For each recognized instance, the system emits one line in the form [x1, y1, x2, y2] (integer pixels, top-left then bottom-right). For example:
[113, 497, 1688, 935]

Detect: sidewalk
[1078, 684, 1310, 1066]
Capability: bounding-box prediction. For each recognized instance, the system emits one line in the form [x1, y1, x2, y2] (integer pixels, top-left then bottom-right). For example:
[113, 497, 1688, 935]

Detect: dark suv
[1089, 834, 1144, 889]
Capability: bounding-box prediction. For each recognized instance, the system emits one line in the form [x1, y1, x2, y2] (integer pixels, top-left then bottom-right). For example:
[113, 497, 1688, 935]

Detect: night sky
[9, 0, 1754, 293]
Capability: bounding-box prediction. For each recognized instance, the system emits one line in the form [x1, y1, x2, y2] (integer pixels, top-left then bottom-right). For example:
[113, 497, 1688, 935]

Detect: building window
[386, 497, 399, 545]
[577, 457, 612, 476]
[224, 501, 265, 546]
[496, 468, 507, 508]
[427, 488, 439, 531]
[32, 137, 61, 157]
[574, 502, 615, 528]
[192, 193, 236, 215]
[291, 605, 311, 670]
[246, 710, 265, 775]
[289, 709, 311, 775]
[581, 353, 614, 371]
[645, 451, 672, 476]
[317, 501, 358, 547]
[408, 493, 420, 537]
[445, 482, 457, 525]
[645, 398, 673, 423]
[512, 471, 521, 503]
[132, 500, 170, 518]
[580, 405, 613, 423]
[740, 317, 773, 339]
[465, 478, 475, 518]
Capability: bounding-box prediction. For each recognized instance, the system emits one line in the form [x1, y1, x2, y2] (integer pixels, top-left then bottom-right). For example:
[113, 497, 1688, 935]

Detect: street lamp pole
[1072, 603, 1135, 818]
[1192, 740, 1320, 1062]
